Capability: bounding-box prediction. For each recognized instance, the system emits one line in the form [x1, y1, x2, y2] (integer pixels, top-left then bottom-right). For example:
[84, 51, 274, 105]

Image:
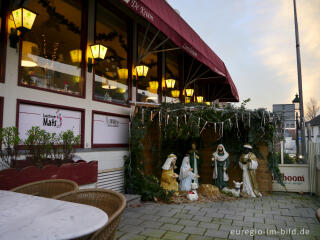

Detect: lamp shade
[21, 41, 38, 67]
[117, 68, 128, 80]
[135, 65, 148, 77]
[185, 88, 194, 97]
[90, 44, 107, 60]
[165, 79, 176, 88]
[171, 90, 180, 98]
[149, 81, 159, 90]
[70, 49, 82, 63]
[292, 93, 300, 110]
[197, 96, 204, 103]
[12, 8, 37, 32]
[205, 101, 211, 106]
[185, 97, 191, 103]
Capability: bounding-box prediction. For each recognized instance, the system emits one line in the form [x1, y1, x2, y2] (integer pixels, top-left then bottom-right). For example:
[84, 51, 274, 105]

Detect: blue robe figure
[179, 155, 198, 191]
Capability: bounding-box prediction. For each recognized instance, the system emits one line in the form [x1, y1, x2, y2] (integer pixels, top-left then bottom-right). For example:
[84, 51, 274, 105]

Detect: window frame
[0, 96, 3, 128]
[0, 0, 9, 83]
[92, 0, 132, 108]
[16, 0, 88, 99]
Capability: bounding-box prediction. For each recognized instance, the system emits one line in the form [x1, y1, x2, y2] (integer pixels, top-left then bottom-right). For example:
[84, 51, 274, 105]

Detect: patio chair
[10, 179, 79, 198]
[55, 189, 126, 240]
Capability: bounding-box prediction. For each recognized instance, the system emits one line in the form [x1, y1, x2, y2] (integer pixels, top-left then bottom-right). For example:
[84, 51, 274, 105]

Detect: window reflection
[94, 3, 129, 104]
[164, 52, 180, 103]
[20, 0, 84, 96]
[136, 28, 159, 103]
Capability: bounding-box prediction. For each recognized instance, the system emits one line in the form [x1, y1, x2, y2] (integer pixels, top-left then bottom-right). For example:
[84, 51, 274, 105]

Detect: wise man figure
[239, 144, 262, 197]
[189, 142, 201, 184]
[160, 154, 179, 192]
[211, 144, 230, 190]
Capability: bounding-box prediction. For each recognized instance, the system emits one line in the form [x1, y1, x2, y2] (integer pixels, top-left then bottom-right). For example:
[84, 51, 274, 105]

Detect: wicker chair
[10, 179, 79, 198]
[55, 189, 126, 240]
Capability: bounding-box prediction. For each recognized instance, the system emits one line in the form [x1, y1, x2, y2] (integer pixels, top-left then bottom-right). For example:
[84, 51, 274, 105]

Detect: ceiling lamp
[171, 90, 180, 98]
[117, 68, 128, 80]
[70, 49, 82, 63]
[149, 81, 159, 90]
[197, 96, 204, 103]
[21, 41, 38, 67]
[135, 65, 149, 77]
[185, 88, 194, 97]
[90, 44, 107, 60]
[165, 79, 176, 89]
[11, 8, 37, 32]
[185, 97, 191, 104]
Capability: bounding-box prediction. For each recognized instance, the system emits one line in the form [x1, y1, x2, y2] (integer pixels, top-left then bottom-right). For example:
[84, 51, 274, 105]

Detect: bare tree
[305, 98, 320, 121]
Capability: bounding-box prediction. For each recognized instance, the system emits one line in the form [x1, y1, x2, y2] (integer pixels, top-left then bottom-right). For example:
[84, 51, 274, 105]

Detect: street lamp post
[293, 0, 306, 161]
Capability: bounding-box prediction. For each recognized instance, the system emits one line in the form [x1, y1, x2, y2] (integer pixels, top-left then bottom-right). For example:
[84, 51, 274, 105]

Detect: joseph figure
[188, 142, 201, 184]
[211, 144, 230, 190]
[239, 144, 262, 197]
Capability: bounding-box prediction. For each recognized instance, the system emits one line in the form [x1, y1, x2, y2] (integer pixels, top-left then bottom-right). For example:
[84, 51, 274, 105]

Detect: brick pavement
[116, 193, 320, 240]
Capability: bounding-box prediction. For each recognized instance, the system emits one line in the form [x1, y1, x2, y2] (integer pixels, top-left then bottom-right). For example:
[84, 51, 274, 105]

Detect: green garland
[125, 102, 284, 200]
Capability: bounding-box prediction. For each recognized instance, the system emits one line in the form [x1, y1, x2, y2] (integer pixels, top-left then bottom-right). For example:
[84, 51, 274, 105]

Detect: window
[0, 0, 8, 83]
[136, 27, 160, 104]
[93, 2, 130, 105]
[163, 51, 180, 103]
[19, 0, 85, 97]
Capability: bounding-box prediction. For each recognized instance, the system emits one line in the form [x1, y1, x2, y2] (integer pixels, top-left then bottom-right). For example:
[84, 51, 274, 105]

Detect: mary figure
[179, 155, 198, 191]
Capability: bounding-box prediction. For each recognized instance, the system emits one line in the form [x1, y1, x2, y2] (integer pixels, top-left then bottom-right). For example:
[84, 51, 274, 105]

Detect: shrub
[0, 127, 21, 168]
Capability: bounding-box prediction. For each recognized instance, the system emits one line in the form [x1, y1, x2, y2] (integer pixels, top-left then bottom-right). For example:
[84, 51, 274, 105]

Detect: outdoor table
[0, 190, 108, 240]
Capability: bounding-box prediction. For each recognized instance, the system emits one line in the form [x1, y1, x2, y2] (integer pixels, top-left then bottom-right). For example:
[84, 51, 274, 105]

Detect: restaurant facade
[0, 0, 239, 191]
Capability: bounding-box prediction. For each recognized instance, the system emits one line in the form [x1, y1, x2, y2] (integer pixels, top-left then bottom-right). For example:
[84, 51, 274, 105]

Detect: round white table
[0, 190, 108, 240]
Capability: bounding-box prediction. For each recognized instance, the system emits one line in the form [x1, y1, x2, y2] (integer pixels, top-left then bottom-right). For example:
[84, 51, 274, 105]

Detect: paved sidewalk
[116, 192, 320, 240]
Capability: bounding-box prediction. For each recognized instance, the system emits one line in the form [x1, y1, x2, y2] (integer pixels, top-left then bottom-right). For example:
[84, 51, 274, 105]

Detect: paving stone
[115, 231, 126, 239]
[177, 219, 199, 227]
[121, 218, 144, 226]
[192, 215, 212, 222]
[186, 234, 213, 240]
[158, 216, 180, 224]
[204, 229, 229, 238]
[119, 224, 145, 234]
[232, 220, 254, 228]
[140, 221, 164, 229]
[244, 216, 265, 224]
[181, 226, 206, 235]
[118, 233, 146, 240]
[220, 224, 240, 232]
[140, 228, 166, 238]
[205, 212, 225, 218]
[174, 213, 194, 220]
[139, 214, 161, 221]
[162, 231, 189, 240]
[293, 217, 317, 223]
[224, 214, 244, 221]
[161, 223, 184, 232]
[212, 217, 233, 224]
[197, 221, 220, 230]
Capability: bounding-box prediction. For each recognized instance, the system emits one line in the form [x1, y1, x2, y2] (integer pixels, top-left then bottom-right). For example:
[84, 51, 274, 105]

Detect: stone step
[124, 194, 141, 207]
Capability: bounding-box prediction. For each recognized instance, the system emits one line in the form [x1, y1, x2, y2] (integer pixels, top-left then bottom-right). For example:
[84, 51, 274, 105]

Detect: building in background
[306, 115, 320, 143]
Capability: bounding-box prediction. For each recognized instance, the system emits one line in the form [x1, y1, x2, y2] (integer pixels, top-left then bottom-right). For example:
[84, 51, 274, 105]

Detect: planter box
[0, 160, 98, 190]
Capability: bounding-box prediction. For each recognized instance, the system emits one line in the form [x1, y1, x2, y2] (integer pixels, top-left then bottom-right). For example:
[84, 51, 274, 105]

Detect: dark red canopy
[120, 0, 239, 102]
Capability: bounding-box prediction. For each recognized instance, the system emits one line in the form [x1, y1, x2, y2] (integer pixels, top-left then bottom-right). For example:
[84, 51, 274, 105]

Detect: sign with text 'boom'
[92, 112, 129, 147]
[18, 103, 82, 141]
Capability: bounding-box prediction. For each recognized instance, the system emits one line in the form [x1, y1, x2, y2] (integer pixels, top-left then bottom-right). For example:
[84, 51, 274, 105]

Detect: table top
[0, 190, 108, 240]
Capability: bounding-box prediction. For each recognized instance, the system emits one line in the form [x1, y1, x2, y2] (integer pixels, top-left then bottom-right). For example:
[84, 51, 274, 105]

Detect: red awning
[120, 0, 239, 102]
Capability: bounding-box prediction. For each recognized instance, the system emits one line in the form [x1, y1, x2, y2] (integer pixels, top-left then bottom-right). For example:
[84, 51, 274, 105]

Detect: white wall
[0, 2, 132, 173]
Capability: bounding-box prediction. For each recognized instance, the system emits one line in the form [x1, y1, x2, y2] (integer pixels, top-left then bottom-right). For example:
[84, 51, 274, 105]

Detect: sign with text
[18, 103, 82, 141]
[272, 165, 309, 192]
[92, 113, 129, 146]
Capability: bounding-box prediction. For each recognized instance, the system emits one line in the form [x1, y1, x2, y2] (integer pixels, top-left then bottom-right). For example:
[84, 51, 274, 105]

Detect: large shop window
[164, 51, 180, 103]
[19, 0, 85, 97]
[93, 3, 129, 105]
[136, 28, 159, 104]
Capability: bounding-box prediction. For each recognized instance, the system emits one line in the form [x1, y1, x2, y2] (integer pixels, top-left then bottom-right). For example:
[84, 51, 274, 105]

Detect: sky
[166, 0, 320, 110]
